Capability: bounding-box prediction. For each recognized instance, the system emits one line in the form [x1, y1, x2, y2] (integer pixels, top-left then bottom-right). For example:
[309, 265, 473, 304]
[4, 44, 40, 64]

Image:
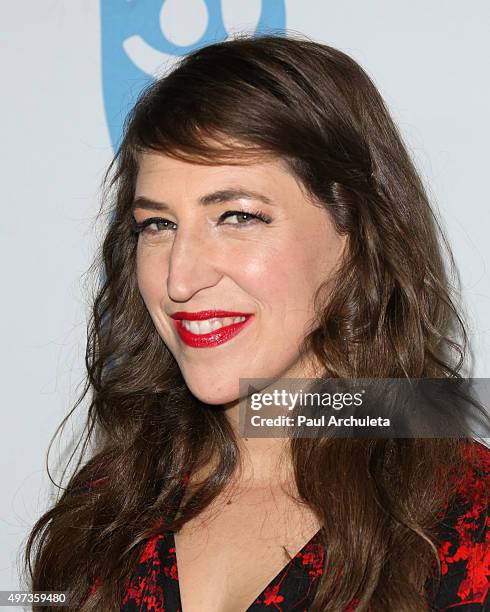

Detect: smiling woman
[25, 35, 489, 611]
[131, 153, 345, 402]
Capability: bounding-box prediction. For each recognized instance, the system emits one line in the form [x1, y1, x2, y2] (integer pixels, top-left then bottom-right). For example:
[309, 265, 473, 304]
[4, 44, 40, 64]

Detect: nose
[166, 226, 224, 302]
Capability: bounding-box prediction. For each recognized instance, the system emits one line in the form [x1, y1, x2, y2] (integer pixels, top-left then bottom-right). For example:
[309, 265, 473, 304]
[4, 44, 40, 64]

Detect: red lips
[170, 310, 252, 321]
[169, 310, 254, 348]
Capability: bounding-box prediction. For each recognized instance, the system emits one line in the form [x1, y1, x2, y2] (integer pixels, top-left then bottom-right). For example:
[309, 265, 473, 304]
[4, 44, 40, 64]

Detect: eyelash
[130, 209, 272, 235]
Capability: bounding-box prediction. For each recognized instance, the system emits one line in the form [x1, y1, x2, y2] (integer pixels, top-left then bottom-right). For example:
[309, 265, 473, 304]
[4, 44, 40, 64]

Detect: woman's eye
[131, 217, 176, 235]
[131, 209, 271, 236]
[219, 210, 272, 226]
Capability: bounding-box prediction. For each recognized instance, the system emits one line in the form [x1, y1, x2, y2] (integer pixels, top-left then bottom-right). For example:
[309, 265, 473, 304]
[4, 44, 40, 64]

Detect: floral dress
[117, 440, 489, 611]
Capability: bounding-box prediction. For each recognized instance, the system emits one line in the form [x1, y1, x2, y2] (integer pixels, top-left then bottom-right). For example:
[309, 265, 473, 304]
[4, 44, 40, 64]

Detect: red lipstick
[169, 310, 254, 348]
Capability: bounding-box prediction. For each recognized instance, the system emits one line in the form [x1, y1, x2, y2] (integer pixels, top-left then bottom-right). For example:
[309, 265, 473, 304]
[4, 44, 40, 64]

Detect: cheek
[238, 243, 292, 295]
[238, 240, 314, 317]
[135, 249, 168, 306]
[254, 238, 321, 292]
[298, 219, 345, 290]
[247, 227, 342, 325]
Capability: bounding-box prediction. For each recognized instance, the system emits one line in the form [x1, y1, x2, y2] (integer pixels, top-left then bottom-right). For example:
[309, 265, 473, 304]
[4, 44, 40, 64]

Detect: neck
[223, 400, 293, 487]
[195, 356, 323, 490]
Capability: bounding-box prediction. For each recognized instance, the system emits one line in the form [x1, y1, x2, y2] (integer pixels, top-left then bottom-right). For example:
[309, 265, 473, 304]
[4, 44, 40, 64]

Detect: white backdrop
[1, 0, 489, 592]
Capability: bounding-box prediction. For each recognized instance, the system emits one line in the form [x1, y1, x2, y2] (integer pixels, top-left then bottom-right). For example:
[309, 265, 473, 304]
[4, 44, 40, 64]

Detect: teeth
[181, 316, 246, 335]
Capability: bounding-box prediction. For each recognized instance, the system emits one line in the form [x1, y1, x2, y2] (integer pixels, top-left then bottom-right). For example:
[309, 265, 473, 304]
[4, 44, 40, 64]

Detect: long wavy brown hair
[25, 34, 488, 611]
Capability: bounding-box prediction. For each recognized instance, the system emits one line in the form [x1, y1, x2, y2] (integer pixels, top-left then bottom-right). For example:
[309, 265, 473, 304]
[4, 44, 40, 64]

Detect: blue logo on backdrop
[100, 0, 286, 151]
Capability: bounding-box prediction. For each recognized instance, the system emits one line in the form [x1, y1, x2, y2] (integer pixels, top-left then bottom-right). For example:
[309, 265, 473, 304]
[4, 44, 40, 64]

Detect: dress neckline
[166, 526, 324, 610]
[167, 471, 325, 608]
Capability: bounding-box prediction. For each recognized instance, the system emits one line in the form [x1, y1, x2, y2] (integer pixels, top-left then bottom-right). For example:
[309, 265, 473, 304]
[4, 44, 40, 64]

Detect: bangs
[128, 121, 272, 168]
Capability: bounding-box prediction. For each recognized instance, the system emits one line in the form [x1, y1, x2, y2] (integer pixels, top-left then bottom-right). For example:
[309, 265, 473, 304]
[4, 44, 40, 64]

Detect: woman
[26, 35, 489, 611]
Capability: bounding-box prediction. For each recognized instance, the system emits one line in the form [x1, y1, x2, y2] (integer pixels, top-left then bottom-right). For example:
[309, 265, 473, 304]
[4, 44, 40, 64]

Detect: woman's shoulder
[451, 438, 489, 508]
[431, 439, 489, 610]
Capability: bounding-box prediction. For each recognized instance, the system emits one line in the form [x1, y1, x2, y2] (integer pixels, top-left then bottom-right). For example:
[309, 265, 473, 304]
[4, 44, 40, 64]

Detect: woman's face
[133, 152, 346, 405]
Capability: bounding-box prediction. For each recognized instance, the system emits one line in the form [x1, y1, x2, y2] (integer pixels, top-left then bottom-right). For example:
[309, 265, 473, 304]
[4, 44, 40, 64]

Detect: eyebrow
[131, 188, 274, 212]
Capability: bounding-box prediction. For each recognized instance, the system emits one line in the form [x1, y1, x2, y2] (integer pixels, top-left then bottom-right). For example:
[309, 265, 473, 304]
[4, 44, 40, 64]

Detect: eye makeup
[131, 208, 272, 236]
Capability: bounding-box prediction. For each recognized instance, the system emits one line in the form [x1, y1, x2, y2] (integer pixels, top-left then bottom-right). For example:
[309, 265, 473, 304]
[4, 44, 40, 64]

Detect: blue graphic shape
[100, 0, 286, 152]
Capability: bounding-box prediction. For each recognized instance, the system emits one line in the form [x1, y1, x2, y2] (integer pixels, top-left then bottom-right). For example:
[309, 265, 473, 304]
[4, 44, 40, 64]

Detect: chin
[182, 373, 241, 406]
[189, 387, 240, 406]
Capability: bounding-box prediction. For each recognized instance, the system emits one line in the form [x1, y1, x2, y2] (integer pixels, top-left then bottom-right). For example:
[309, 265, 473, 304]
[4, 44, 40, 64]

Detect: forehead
[134, 151, 305, 199]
